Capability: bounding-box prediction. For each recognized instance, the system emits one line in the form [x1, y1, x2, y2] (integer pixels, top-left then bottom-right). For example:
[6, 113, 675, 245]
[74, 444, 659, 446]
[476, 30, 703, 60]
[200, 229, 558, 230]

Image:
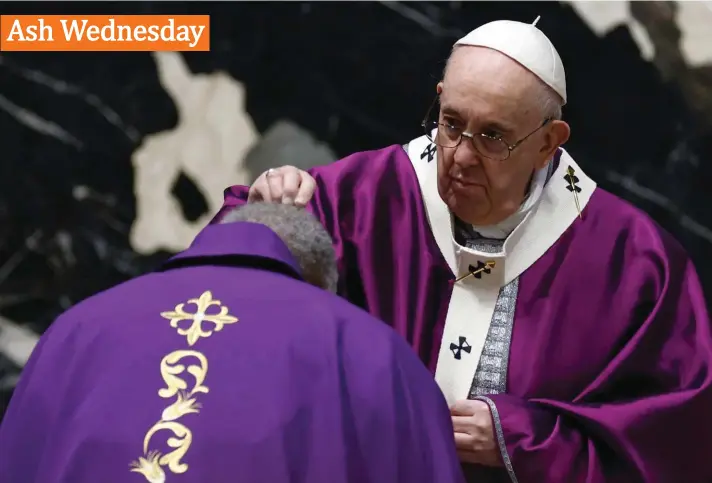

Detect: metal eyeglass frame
[420, 95, 552, 161]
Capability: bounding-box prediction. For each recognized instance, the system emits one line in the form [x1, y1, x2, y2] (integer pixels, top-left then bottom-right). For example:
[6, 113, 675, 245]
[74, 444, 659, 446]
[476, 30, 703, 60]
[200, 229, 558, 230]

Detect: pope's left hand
[451, 399, 503, 467]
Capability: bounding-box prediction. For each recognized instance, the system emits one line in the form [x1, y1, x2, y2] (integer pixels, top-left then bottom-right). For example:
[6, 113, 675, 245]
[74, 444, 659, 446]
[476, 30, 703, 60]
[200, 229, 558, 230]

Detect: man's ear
[437, 82, 443, 95]
[537, 120, 570, 169]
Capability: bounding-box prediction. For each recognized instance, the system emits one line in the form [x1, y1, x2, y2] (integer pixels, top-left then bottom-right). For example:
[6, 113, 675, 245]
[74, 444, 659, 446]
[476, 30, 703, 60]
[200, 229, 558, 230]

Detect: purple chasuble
[0, 222, 464, 483]
[211, 140, 712, 483]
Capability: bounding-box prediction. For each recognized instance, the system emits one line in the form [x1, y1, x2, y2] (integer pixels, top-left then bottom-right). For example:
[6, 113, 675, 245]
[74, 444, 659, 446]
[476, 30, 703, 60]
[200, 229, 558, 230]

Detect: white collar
[405, 135, 597, 286]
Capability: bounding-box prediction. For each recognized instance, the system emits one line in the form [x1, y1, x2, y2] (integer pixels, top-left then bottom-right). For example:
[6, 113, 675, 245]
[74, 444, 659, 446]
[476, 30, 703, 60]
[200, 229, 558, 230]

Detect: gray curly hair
[220, 202, 339, 293]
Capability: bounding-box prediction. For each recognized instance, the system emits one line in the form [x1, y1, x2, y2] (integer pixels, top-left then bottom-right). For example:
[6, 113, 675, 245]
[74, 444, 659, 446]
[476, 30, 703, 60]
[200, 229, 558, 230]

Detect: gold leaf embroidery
[160, 290, 239, 346]
[142, 421, 193, 474]
[157, 350, 209, 399]
[162, 391, 201, 422]
[130, 451, 165, 483]
[131, 291, 238, 482]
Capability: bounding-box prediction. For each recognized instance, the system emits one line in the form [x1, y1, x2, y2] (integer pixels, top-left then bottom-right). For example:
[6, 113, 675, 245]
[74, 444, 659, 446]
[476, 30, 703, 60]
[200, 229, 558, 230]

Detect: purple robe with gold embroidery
[0, 222, 464, 483]
[211, 138, 712, 483]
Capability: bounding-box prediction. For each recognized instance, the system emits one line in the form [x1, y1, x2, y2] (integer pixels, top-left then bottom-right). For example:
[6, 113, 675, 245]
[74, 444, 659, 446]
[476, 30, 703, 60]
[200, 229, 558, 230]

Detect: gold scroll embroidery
[158, 350, 209, 400]
[130, 291, 238, 482]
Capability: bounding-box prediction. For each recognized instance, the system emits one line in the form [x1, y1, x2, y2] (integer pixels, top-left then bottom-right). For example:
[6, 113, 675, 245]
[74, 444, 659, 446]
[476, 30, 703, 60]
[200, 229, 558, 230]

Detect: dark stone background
[0, 1, 710, 418]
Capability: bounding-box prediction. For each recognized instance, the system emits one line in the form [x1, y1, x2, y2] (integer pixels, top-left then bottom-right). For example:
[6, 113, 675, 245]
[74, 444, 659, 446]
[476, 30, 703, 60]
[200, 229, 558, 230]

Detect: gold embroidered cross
[160, 291, 238, 346]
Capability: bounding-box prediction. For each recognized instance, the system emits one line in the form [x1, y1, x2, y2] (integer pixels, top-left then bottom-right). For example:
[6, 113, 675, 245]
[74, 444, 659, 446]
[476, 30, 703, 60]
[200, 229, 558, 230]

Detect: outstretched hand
[451, 399, 503, 467]
[247, 166, 317, 206]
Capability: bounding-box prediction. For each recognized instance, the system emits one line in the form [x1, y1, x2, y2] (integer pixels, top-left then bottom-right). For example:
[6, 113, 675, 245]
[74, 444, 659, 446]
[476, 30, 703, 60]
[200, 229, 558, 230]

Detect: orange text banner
[0, 15, 210, 51]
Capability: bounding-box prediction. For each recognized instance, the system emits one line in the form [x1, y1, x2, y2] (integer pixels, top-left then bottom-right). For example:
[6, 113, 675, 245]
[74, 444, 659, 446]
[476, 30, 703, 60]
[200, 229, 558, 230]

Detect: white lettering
[6, 19, 26, 41]
[188, 26, 205, 48]
[60, 19, 89, 41]
[56, 17, 204, 47]
[147, 25, 160, 42]
[175, 26, 189, 43]
[132, 25, 145, 41]
[103, 21, 119, 41]
[5, 18, 53, 42]
[23, 25, 37, 41]
[38, 19, 53, 41]
[85, 24, 100, 41]
[159, 19, 174, 41]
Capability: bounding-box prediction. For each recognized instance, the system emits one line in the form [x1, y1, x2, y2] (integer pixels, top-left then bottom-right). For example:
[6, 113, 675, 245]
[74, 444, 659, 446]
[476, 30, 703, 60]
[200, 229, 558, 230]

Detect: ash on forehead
[454, 19, 566, 105]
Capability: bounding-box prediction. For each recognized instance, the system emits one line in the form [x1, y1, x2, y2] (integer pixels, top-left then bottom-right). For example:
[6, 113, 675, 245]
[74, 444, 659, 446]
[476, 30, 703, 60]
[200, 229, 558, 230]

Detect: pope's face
[436, 47, 564, 226]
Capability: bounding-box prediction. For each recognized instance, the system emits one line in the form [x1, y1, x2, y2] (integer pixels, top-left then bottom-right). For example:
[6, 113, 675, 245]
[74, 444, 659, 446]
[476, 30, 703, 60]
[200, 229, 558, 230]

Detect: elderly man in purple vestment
[0, 203, 465, 483]
[210, 19, 712, 483]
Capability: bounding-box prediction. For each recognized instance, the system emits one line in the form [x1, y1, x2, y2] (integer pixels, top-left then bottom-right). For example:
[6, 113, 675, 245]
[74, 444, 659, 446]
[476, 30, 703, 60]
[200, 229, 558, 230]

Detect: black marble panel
[0, 1, 710, 419]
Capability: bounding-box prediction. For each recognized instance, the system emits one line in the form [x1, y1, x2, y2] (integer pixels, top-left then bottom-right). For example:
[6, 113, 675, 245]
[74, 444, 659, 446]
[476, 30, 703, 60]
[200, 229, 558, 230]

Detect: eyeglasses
[421, 95, 552, 162]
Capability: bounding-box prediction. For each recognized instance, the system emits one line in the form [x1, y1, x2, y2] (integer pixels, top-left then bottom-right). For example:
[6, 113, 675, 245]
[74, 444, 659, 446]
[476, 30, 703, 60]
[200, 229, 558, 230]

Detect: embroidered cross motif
[420, 143, 436, 162]
[469, 261, 493, 279]
[160, 291, 238, 346]
[450, 336, 472, 360]
[453, 260, 496, 284]
[564, 167, 582, 193]
[565, 166, 583, 219]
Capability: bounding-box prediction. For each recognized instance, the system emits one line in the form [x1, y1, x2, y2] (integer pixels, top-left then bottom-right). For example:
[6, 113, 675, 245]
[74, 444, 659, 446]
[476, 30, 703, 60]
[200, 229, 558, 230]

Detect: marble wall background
[0, 1, 711, 418]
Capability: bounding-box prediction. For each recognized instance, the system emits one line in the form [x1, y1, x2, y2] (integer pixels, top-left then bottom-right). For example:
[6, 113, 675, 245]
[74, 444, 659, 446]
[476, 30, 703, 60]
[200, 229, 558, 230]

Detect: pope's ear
[537, 120, 570, 168]
[436, 82, 443, 95]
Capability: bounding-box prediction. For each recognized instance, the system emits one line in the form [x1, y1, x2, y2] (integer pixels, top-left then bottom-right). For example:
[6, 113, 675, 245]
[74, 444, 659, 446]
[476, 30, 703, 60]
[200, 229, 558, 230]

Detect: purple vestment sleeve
[211, 184, 249, 221]
[477, 251, 712, 483]
[210, 162, 332, 223]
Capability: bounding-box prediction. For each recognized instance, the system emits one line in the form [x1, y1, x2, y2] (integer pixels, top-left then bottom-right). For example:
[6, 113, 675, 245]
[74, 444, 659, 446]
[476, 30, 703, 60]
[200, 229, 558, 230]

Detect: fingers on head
[248, 175, 269, 202]
[294, 172, 317, 206]
[250, 166, 313, 206]
[266, 171, 284, 202]
[281, 169, 301, 204]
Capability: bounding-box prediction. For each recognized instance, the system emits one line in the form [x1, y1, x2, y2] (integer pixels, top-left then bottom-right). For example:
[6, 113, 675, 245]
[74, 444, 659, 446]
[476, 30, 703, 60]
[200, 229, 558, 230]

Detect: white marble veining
[565, 1, 712, 67]
[563, 1, 655, 59]
[0, 55, 139, 145]
[0, 92, 83, 149]
[0, 316, 39, 367]
[677, 1, 712, 65]
[129, 51, 259, 254]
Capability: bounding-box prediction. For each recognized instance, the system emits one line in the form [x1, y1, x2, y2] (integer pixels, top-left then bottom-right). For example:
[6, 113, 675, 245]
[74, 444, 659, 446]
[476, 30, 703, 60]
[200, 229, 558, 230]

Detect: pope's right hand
[247, 166, 317, 206]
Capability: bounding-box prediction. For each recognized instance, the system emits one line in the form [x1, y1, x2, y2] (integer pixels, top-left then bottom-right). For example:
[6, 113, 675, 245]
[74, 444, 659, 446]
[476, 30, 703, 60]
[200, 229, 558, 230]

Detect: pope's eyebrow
[441, 104, 516, 135]
[480, 121, 516, 136]
[440, 105, 463, 119]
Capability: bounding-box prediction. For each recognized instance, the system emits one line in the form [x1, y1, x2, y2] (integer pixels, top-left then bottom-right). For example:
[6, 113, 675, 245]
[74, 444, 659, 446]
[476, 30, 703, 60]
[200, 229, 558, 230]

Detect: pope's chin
[438, 181, 489, 221]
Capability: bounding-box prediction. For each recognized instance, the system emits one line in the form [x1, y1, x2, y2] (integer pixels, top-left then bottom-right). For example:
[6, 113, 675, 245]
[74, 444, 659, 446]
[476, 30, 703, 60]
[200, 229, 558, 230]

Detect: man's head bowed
[221, 203, 338, 293]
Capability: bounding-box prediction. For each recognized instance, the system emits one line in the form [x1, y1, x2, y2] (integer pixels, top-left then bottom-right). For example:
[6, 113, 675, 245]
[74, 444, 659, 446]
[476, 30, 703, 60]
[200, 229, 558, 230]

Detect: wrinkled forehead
[440, 46, 541, 124]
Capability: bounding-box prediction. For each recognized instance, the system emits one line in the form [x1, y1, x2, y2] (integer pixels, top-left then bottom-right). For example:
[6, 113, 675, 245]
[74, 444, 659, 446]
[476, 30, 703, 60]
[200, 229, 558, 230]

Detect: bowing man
[0, 202, 464, 483]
